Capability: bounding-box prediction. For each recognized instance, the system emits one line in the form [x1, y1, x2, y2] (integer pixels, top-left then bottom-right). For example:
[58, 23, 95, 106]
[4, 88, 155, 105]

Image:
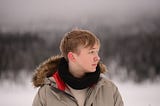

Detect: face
[73, 44, 100, 73]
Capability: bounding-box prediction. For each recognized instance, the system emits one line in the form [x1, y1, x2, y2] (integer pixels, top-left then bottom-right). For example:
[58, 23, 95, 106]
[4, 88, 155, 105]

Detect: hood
[32, 55, 107, 88]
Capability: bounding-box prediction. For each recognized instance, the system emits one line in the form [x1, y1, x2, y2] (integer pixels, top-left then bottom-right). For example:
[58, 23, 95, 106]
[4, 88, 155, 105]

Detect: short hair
[60, 29, 100, 60]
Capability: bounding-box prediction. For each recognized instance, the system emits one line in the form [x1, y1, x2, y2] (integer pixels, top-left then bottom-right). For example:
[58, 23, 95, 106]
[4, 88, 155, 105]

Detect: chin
[85, 67, 96, 73]
[89, 69, 96, 72]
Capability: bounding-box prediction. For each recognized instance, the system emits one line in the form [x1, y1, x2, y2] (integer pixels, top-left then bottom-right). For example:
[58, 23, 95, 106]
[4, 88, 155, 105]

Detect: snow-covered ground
[114, 80, 160, 106]
[0, 77, 160, 106]
[0, 78, 37, 106]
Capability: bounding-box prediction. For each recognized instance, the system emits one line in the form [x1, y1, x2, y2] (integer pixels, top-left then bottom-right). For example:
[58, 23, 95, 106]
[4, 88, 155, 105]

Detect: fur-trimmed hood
[32, 55, 107, 88]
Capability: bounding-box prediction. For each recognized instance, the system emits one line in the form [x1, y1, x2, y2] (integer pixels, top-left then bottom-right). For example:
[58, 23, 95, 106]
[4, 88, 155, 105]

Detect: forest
[0, 24, 160, 83]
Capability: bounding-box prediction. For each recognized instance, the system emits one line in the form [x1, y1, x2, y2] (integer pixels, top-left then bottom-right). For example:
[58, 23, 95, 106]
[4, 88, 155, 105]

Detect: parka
[32, 55, 124, 106]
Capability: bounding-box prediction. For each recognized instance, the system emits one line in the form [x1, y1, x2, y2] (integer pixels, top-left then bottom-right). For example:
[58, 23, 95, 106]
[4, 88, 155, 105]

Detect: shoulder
[98, 74, 119, 92]
[32, 85, 50, 105]
[99, 74, 116, 86]
[35, 84, 57, 101]
[36, 84, 50, 98]
[97, 74, 124, 106]
[33, 84, 60, 106]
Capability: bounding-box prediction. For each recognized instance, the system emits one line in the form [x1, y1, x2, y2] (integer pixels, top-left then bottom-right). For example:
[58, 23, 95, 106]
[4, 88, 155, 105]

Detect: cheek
[83, 56, 93, 64]
[77, 54, 94, 65]
[78, 56, 89, 64]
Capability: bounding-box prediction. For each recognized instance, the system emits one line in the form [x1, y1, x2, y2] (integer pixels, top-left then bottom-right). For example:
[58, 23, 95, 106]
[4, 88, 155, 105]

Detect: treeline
[104, 32, 160, 82]
[0, 30, 160, 82]
[0, 32, 57, 78]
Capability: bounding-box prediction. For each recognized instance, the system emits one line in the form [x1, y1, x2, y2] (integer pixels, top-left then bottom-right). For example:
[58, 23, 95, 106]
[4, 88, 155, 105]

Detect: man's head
[60, 29, 100, 61]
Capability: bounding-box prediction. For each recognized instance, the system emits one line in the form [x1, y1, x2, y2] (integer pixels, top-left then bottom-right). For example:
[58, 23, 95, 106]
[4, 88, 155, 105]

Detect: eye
[89, 50, 99, 54]
[89, 50, 95, 54]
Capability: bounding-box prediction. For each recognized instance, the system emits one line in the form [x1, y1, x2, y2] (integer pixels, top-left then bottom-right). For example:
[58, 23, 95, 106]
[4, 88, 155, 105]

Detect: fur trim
[32, 55, 62, 87]
[32, 55, 107, 87]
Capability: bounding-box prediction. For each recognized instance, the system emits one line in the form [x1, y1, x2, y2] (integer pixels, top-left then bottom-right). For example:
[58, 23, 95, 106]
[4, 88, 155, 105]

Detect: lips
[92, 64, 97, 67]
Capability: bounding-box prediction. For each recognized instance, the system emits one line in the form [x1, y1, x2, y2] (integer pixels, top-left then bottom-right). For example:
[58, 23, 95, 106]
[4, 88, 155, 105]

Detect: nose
[94, 55, 100, 62]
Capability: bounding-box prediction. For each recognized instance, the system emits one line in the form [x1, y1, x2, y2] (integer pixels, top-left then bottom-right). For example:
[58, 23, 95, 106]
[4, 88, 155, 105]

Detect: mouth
[92, 64, 97, 67]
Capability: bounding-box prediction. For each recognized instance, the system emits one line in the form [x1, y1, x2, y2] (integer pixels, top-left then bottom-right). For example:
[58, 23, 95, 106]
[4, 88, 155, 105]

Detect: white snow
[0, 77, 160, 106]
[114, 80, 160, 106]
[0, 78, 37, 106]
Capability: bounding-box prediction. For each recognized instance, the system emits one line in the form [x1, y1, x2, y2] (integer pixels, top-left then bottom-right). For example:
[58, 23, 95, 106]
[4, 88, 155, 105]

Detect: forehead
[79, 43, 100, 51]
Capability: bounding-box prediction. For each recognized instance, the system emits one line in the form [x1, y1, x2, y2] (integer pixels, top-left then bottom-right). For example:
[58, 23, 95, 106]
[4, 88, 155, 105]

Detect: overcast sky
[0, 0, 160, 32]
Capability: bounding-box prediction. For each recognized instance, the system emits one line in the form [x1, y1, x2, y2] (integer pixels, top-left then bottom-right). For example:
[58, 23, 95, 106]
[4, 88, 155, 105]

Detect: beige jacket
[32, 55, 124, 106]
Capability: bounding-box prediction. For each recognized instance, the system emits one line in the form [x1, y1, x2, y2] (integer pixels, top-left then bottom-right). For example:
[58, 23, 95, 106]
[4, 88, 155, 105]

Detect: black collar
[58, 57, 100, 90]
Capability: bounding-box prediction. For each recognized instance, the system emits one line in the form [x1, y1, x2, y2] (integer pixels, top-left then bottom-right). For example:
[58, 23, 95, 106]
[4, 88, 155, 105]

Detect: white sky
[0, 0, 160, 31]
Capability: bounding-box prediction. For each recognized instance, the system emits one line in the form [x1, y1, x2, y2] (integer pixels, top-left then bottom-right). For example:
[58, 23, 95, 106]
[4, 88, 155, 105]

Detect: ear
[67, 52, 76, 62]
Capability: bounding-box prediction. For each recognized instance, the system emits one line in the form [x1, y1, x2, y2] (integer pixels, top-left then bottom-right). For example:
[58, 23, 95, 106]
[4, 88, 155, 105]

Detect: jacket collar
[53, 71, 66, 91]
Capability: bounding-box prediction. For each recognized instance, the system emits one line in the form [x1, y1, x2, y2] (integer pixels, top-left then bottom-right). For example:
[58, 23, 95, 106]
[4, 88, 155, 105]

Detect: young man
[32, 29, 124, 106]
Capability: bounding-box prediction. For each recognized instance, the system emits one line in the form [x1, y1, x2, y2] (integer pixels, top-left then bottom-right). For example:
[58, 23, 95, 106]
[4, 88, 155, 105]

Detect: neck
[68, 62, 85, 78]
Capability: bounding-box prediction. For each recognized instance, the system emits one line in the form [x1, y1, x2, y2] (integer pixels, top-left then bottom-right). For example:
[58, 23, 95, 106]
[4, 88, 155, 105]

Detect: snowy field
[0, 77, 160, 106]
[114, 80, 160, 106]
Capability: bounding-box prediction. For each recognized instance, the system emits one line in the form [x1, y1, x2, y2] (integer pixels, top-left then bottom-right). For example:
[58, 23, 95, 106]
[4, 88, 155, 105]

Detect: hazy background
[0, 0, 160, 106]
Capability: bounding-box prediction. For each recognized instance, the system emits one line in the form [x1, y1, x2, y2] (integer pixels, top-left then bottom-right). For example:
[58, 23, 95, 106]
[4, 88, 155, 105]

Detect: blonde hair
[60, 29, 100, 60]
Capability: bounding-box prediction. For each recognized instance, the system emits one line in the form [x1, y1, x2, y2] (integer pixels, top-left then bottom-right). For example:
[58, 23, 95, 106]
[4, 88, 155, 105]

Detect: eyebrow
[91, 48, 96, 49]
[89, 47, 99, 50]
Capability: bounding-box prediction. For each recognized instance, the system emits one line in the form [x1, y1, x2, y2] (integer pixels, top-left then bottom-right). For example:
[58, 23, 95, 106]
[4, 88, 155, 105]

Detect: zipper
[84, 87, 93, 106]
[84, 83, 102, 106]
[63, 91, 79, 106]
